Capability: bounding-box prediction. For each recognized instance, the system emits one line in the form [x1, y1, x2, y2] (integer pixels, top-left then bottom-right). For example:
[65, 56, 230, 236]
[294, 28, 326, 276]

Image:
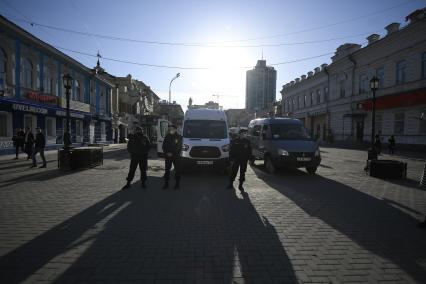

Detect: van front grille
[190, 146, 221, 158]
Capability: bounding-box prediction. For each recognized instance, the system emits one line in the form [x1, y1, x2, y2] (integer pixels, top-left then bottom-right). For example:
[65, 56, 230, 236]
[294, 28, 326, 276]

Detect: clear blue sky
[1, 0, 425, 110]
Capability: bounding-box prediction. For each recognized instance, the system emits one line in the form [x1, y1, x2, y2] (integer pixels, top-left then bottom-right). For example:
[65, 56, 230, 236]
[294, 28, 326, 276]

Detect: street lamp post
[369, 76, 380, 158]
[62, 74, 73, 149]
[168, 73, 180, 104]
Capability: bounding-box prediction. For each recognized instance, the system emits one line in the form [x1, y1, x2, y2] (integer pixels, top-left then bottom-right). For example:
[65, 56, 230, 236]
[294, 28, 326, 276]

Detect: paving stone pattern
[0, 146, 425, 283]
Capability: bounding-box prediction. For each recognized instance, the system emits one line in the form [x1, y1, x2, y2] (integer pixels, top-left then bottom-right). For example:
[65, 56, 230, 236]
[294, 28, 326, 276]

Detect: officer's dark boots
[174, 182, 180, 190]
[162, 181, 169, 190]
[141, 180, 146, 188]
[122, 181, 131, 190]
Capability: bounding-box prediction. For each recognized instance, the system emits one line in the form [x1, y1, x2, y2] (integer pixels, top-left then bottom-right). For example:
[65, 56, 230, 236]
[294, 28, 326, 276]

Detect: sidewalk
[0, 143, 127, 162]
[0, 144, 129, 185]
[321, 143, 426, 161]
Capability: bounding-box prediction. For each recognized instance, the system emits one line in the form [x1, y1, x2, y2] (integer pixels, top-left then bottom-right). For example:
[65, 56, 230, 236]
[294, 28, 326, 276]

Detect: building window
[316, 89, 321, 104]
[43, 66, 52, 94]
[396, 60, 406, 85]
[359, 74, 368, 94]
[394, 113, 405, 135]
[0, 112, 11, 137]
[422, 52, 426, 79]
[323, 86, 328, 101]
[24, 114, 36, 133]
[339, 81, 345, 98]
[303, 95, 307, 108]
[376, 67, 384, 89]
[0, 48, 6, 91]
[310, 92, 314, 105]
[101, 122, 106, 135]
[21, 57, 33, 89]
[75, 80, 82, 102]
[45, 117, 56, 137]
[76, 120, 83, 137]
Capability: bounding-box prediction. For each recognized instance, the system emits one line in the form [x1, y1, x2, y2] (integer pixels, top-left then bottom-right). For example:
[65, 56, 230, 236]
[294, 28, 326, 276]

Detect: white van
[181, 108, 230, 169]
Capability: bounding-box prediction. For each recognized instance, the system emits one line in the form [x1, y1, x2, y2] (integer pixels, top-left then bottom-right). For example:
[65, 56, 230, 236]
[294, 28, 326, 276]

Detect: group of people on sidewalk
[122, 125, 253, 193]
[373, 134, 396, 155]
[12, 127, 47, 168]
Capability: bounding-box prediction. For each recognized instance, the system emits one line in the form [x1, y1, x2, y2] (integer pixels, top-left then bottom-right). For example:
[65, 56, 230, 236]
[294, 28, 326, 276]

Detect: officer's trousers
[230, 159, 248, 183]
[164, 155, 181, 184]
[127, 155, 148, 182]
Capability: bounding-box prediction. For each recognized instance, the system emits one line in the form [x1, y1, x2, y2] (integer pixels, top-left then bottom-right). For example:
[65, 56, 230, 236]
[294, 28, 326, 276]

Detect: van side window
[252, 125, 261, 136]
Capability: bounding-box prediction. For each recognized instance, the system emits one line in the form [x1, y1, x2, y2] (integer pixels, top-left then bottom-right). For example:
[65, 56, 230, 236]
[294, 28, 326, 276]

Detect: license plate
[297, 157, 311, 162]
[196, 160, 214, 165]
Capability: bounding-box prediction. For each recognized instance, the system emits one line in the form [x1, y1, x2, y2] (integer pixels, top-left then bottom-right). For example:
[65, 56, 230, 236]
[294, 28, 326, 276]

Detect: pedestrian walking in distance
[388, 135, 396, 155]
[228, 128, 253, 193]
[12, 128, 25, 159]
[162, 124, 182, 190]
[31, 127, 46, 168]
[122, 126, 151, 190]
[23, 127, 34, 160]
[374, 134, 382, 155]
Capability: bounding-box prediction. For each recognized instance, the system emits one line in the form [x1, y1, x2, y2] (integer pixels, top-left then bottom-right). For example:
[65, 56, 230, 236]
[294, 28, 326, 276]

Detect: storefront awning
[357, 88, 426, 111]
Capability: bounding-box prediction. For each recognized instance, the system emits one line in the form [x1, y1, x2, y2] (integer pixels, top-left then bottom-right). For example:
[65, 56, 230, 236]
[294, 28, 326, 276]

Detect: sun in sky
[191, 46, 253, 108]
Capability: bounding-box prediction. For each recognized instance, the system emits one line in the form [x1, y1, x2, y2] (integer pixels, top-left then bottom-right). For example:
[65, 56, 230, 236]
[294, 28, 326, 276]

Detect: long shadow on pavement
[0, 175, 297, 283]
[251, 164, 426, 283]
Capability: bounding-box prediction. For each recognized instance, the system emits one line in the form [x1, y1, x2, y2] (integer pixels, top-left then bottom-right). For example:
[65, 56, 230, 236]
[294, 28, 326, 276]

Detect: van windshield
[270, 124, 311, 140]
[183, 120, 227, 139]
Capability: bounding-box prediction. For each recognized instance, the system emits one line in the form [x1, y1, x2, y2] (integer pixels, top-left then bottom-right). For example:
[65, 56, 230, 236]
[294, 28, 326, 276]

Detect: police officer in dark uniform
[122, 126, 151, 190]
[162, 124, 182, 190]
[227, 128, 253, 192]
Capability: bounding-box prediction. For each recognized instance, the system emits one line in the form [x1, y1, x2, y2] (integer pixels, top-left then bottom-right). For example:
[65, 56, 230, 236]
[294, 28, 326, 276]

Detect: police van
[248, 117, 321, 174]
[181, 108, 230, 169]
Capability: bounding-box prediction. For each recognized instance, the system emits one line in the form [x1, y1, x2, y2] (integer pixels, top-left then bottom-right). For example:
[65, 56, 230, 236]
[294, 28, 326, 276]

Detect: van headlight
[221, 144, 230, 152]
[182, 144, 189, 151]
[315, 149, 321, 157]
[278, 149, 289, 156]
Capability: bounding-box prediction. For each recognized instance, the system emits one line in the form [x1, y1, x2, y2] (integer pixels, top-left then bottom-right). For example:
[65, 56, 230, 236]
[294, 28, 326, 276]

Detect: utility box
[368, 159, 407, 179]
[58, 147, 103, 170]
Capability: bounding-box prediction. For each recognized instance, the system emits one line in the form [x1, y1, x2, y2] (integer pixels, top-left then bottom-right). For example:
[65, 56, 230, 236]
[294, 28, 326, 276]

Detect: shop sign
[55, 110, 85, 119]
[12, 103, 48, 114]
[26, 91, 58, 105]
[59, 98, 90, 113]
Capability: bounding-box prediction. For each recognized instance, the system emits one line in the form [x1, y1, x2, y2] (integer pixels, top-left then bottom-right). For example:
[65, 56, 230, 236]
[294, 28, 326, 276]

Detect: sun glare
[194, 46, 252, 105]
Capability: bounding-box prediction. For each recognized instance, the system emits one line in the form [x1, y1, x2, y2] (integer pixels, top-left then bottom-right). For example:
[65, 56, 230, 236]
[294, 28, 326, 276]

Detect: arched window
[21, 58, 33, 89]
[75, 80, 82, 101]
[43, 66, 52, 94]
[0, 48, 6, 91]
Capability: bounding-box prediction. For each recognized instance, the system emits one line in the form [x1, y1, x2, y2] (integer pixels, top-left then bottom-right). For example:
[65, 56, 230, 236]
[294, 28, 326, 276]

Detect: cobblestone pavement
[0, 146, 425, 283]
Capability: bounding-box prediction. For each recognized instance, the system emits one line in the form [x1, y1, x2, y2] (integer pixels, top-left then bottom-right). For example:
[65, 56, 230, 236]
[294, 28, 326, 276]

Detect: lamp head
[63, 74, 73, 89]
[370, 76, 379, 91]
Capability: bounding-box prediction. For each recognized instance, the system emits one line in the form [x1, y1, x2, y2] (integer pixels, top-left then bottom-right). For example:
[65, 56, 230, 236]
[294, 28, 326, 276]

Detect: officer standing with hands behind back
[162, 124, 182, 190]
[227, 128, 253, 193]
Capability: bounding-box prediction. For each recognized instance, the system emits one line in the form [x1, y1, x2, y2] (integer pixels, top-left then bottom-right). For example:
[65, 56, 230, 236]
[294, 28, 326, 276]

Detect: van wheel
[306, 166, 317, 175]
[264, 156, 276, 174]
